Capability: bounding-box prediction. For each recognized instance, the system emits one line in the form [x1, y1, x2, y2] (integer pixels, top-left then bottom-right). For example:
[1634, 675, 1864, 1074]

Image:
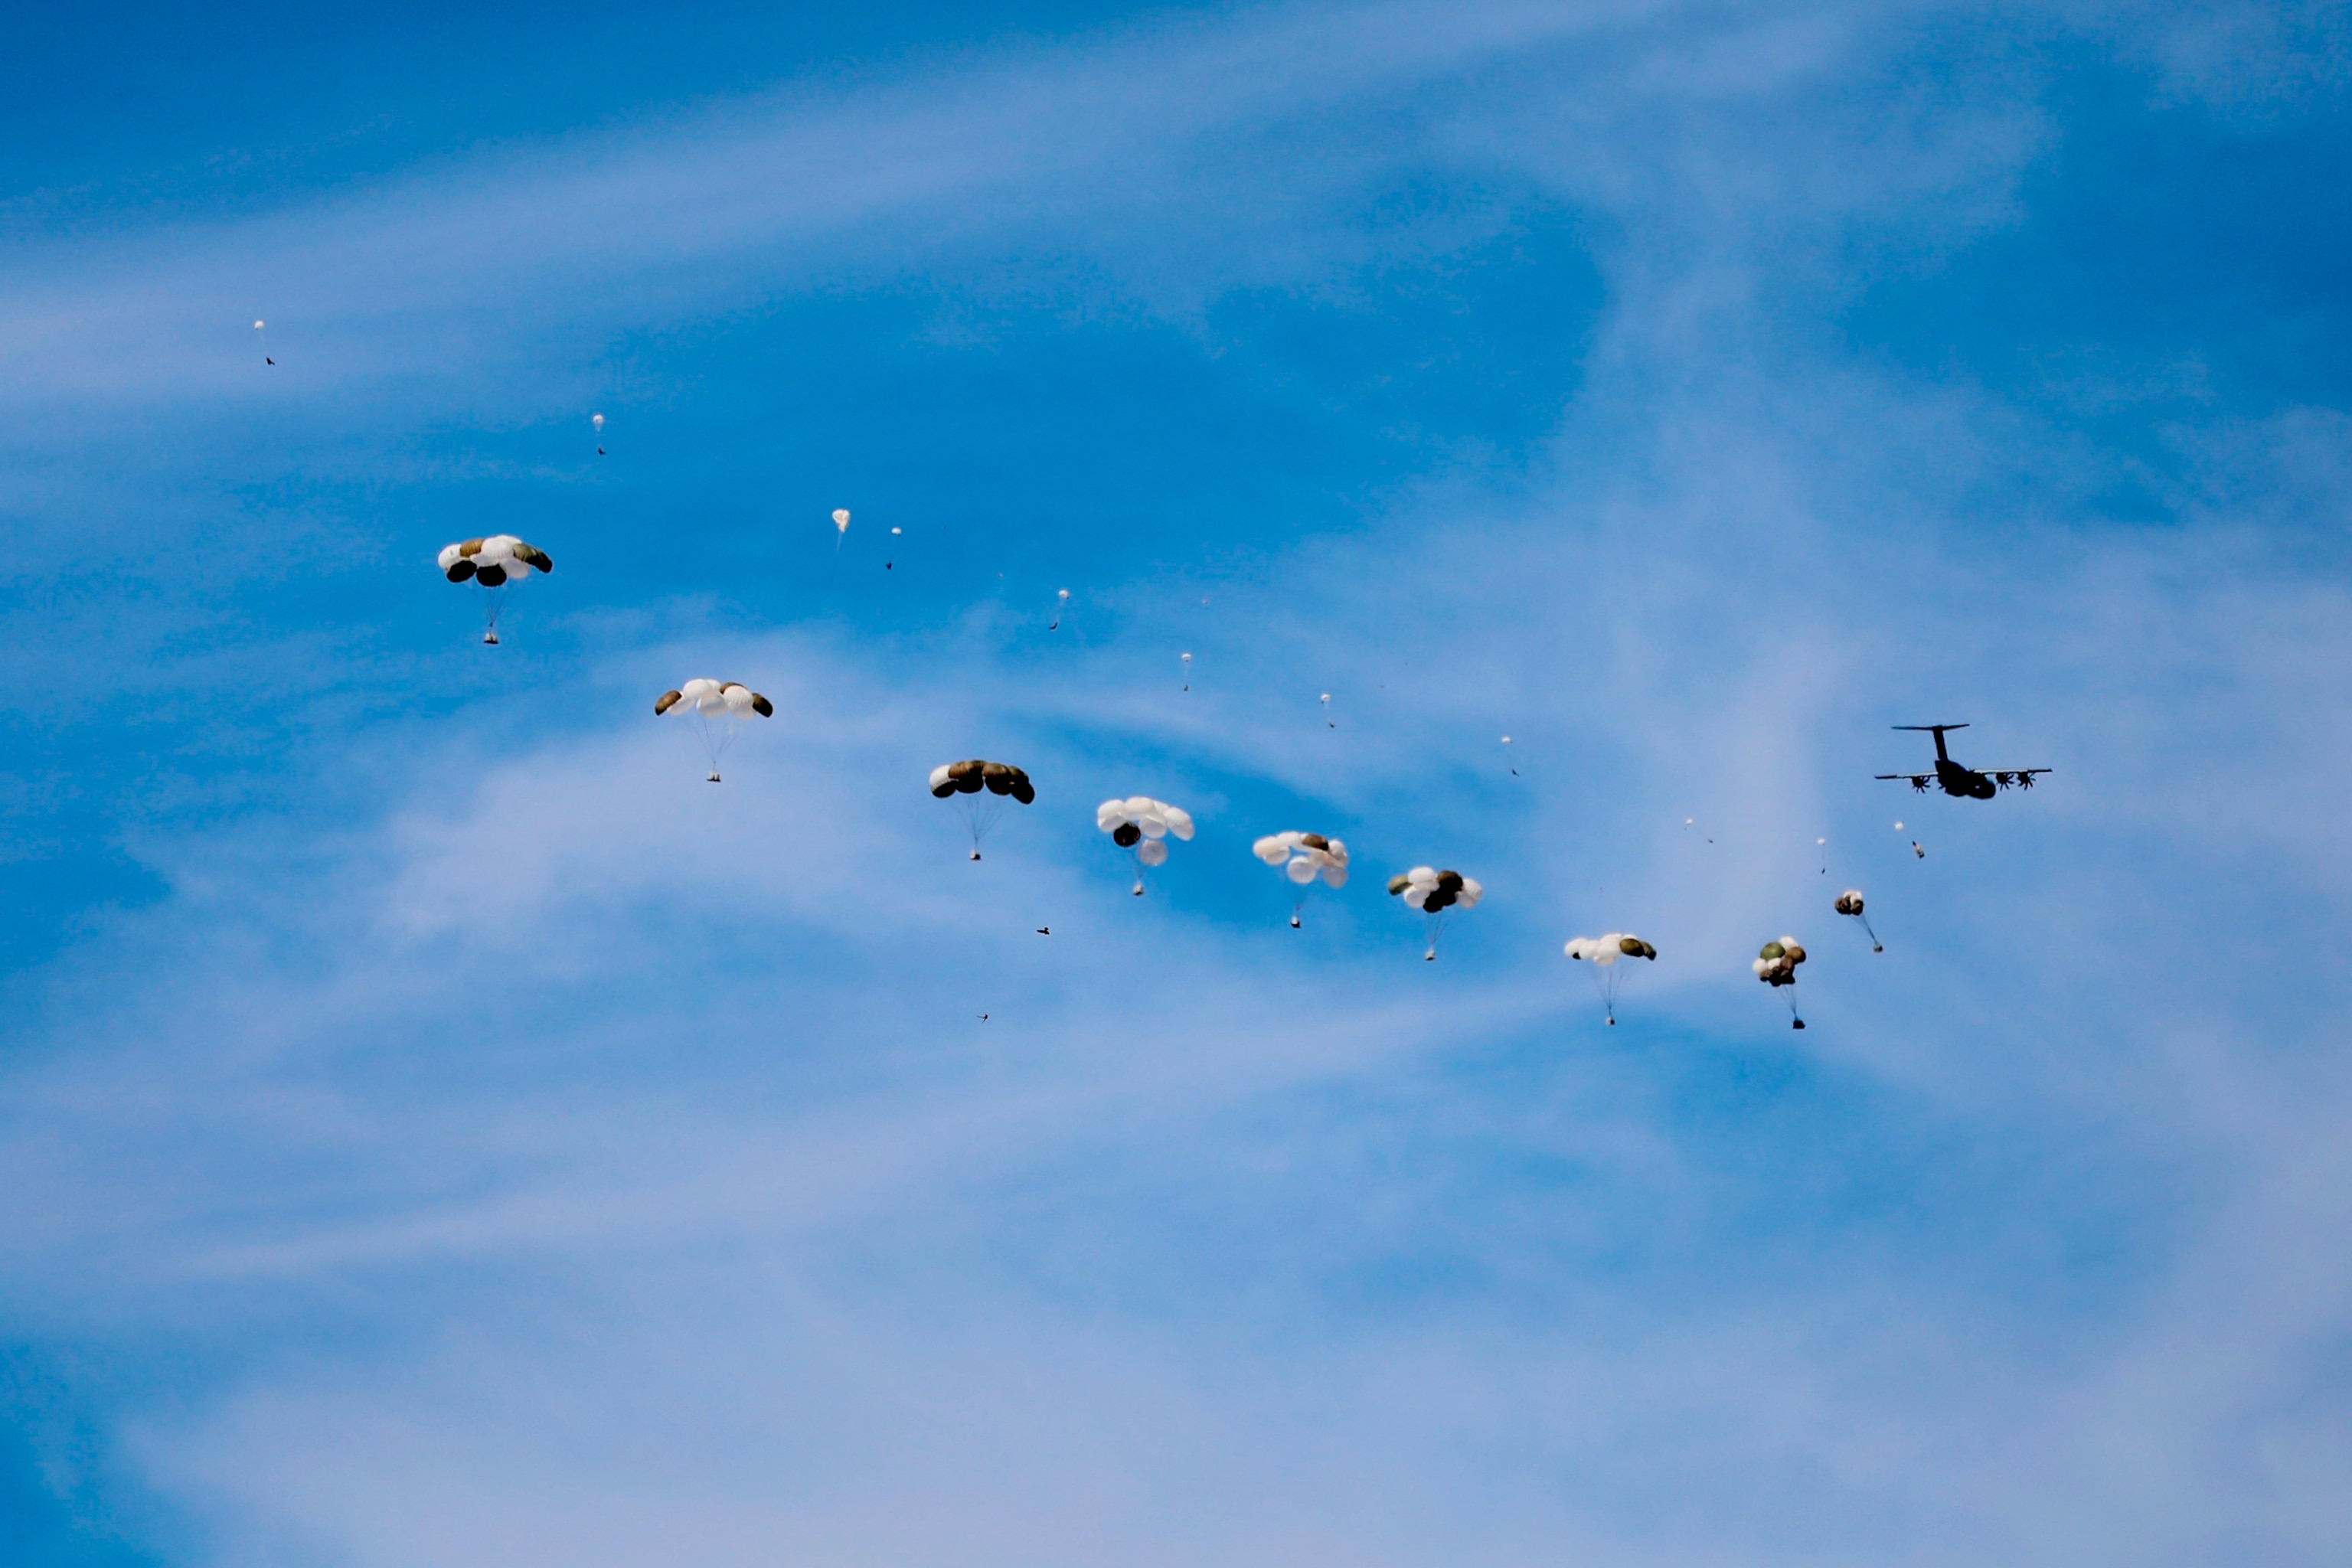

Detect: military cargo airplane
[1874, 724, 2050, 798]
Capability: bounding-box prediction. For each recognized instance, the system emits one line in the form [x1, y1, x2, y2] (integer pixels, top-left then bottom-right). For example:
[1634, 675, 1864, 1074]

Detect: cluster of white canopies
[439, 528, 1883, 1027]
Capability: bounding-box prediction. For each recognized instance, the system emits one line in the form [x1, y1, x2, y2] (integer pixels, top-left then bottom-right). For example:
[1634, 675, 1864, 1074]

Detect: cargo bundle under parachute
[930, 760, 1034, 859]
[1097, 796, 1194, 895]
[1253, 831, 1349, 927]
[1564, 933, 1657, 1024]
[1388, 866, 1481, 960]
[655, 680, 773, 781]
[439, 535, 553, 645]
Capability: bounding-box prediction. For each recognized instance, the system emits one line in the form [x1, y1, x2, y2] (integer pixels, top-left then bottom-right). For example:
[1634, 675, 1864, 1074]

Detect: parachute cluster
[1254, 831, 1348, 926]
[656, 679, 772, 782]
[1387, 867, 1481, 960]
[1835, 888, 1882, 952]
[439, 535, 553, 644]
[1754, 936, 1808, 1028]
[931, 760, 1035, 859]
[1097, 796, 1194, 893]
[1565, 933, 1656, 1024]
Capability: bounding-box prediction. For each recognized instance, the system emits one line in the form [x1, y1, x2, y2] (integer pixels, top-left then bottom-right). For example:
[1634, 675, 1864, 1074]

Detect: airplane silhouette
[1875, 724, 2050, 799]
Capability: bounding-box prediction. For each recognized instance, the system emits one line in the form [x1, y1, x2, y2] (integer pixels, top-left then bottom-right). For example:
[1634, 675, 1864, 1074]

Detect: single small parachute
[1253, 830, 1348, 926]
[1050, 589, 1071, 631]
[1753, 936, 1809, 1028]
[593, 412, 605, 455]
[1834, 889, 1883, 952]
[655, 679, 773, 781]
[1387, 866, 1482, 959]
[1096, 795, 1194, 895]
[929, 760, 1035, 859]
[1181, 652, 1192, 691]
[1565, 933, 1658, 1024]
[253, 319, 273, 365]
[437, 535, 553, 644]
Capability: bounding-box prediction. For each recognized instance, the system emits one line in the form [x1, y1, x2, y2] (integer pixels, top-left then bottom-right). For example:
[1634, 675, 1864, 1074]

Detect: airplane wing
[1984, 768, 2052, 789]
[1874, 773, 1935, 791]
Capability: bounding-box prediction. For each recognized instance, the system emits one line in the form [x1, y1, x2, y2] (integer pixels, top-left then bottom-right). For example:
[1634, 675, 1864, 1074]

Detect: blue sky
[4, 0, 2351, 1562]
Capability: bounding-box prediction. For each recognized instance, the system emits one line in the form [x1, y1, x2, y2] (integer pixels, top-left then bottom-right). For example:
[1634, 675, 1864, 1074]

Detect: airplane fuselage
[1936, 759, 1998, 799]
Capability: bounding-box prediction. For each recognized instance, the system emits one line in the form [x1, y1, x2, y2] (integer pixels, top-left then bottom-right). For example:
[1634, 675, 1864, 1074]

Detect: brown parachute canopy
[928, 760, 1036, 805]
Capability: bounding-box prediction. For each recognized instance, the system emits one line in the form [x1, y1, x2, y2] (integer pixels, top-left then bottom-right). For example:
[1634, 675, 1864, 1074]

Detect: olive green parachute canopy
[1752, 936, 1808, 986]
[437, 535, 553, 586]
[1388, 866, 1481, 912]
[1254, 831, 1348, 888]
[654, 679, 773, 718]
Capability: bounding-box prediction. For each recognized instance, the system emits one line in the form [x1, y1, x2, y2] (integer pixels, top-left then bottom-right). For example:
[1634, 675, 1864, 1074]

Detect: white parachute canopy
[654, 679, 773, 782]
[1098, 796, 1194, 892]
[833, 508, 851, 534]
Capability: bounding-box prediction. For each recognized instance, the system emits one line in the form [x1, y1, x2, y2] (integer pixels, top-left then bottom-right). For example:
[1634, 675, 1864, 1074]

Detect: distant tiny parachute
[1388, 866, 1481, 960]
[593, 413, 605, 455]
[1753, 936, 1808, 1028]
[655, 679, 773, 782]
[1181, 652, 1192, 691]
[1564, 933, 1656, 1024]
[929, 760, 1034, 860]
[1834, 889, 1882, 952]
[1050, 589, 1071, 631]
[1320, 692, 1333, 728]
[1253, 830, 1348, 926]
[253, 319, 273, 365]
[1097, 795, 1194, 895]
[437, 535, 553, 644]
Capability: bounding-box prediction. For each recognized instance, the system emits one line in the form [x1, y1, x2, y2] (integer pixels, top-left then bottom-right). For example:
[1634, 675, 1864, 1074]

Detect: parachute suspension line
[958, 795, 1008, 859]
[1291, 895, 1305, 929]
[693, 710, 742, 782]
[1786, 992, 1805, 1030]
[1424, 910, 1449, 961]
[1860, 913, 1882, 952]
[481, 582, 508, 645]
[1050, 589, 1070, 631]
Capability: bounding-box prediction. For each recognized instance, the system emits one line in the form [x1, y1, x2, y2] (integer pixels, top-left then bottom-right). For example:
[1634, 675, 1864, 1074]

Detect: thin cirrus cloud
[3, 0, 2352, 1563]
